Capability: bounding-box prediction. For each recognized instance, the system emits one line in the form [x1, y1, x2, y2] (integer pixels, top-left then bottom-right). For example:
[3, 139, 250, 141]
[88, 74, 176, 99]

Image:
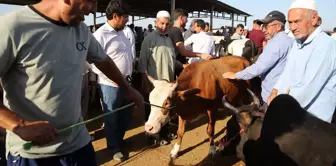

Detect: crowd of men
[0, 0, 336, 165]
[224, 0, 336, 124]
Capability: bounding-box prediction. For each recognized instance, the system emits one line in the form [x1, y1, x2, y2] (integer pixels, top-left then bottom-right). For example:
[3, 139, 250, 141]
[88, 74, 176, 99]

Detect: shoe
[113, 152, 127, 162]
[157, 138, 169, 146]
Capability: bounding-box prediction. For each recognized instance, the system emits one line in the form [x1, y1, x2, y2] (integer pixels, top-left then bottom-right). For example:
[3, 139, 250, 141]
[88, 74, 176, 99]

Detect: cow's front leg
[170, 115, 186, 159]
[207, 110, 217, 157]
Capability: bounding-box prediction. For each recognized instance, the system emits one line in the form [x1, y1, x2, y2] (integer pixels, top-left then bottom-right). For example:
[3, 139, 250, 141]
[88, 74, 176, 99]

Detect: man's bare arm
[0, 103, 58, 145]
[267, 89, 279, 106]
[0, 81, 58, 145]
[0, 84, 17, 131]
[176, 42, 212, 60]
[0, 104, 22, 132]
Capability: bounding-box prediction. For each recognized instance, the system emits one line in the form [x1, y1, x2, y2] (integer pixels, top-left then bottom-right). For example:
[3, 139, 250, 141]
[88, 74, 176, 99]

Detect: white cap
[156, 10, 170, 18]
[289, 0, 317, 11]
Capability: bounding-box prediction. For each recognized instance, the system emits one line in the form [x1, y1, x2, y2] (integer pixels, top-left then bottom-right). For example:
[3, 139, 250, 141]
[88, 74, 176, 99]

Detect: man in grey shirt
[183, 19, 198, 40]
[0, 0, 143, 165]
[231, 24, 245, 40]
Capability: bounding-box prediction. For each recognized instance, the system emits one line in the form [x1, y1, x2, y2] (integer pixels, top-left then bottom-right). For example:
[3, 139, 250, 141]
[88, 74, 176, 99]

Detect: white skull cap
[289, 0, 317, 11]
[156, 10, 170, 18]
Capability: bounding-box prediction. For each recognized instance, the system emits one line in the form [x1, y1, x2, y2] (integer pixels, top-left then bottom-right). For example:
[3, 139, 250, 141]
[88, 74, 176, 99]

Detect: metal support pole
[210, 6, 214, 31]
[171, 0, 175, 20]
[93, 13, 97, 27]
[231, 13, 234, 28]
[244, 16, 247, 26]
[132, 16, 135, 24]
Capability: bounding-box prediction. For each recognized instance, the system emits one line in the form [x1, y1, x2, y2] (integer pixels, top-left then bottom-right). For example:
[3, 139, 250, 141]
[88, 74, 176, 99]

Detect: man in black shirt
[167, 9, 212, 70]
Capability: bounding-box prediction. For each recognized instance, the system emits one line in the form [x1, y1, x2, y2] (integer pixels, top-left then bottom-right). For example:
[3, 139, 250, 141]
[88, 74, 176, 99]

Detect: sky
[0, 0, 335, 31]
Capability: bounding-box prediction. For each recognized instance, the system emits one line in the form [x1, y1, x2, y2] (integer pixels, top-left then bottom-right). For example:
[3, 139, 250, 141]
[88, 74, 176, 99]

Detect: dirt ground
[87, 104, 246, 166]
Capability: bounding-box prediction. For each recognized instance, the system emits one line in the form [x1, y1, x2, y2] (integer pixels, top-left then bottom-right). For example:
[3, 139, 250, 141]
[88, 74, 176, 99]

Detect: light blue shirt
[274, 27, 336, 122]
[236, 31, 293, 103]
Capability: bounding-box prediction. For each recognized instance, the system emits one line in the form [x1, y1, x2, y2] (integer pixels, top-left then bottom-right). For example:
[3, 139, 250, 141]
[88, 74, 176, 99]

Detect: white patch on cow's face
[145, 80, 176, 134]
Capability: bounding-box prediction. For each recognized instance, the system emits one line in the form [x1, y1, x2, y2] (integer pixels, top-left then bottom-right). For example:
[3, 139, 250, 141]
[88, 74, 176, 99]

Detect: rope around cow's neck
[23, 102, 176, 150]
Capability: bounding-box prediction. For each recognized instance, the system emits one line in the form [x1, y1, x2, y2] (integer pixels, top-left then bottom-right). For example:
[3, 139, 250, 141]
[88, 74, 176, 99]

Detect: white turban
[156, 10, 170, 18]
[289, 0, 317, 11]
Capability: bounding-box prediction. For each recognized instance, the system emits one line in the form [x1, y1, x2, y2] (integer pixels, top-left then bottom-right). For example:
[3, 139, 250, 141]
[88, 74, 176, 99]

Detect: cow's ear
[179, 88, 201, 100]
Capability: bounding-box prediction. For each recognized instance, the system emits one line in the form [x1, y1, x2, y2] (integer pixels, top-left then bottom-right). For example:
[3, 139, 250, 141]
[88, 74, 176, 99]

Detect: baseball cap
[257, 11, 286, 24]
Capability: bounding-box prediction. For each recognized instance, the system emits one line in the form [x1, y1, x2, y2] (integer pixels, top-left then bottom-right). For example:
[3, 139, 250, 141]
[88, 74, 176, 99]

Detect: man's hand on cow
[222, 72, 237, 80]
[200, 53, 213, 60]
[125, 86, 144, 111]
[13, 120, 59, 146]
[285, 88, 291, 95]
[267, 89, 278, 106]
[267, 88, 290, 107]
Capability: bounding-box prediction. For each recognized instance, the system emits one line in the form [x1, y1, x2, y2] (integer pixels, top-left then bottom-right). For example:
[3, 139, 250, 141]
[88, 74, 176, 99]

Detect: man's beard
[68, 16, 84, 26]
[157, 28, 167, 34]
[113, 23, 126, 31]
[117, 24, 126, 31]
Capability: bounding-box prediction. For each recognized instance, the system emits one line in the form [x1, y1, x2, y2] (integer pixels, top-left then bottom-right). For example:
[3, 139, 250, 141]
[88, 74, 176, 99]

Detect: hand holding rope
[23, 102, 175, 150]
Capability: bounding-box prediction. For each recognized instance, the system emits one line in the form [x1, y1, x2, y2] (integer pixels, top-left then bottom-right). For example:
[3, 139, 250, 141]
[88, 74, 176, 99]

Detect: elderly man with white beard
[139, 10, 184, 146]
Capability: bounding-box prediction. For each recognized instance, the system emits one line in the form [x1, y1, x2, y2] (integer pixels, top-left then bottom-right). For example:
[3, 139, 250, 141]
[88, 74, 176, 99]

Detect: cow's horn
[246, 89, 260, 108]
[222, 96, 239, 114]
[172, 77, 178, 90]
[169, 79, 178, 98]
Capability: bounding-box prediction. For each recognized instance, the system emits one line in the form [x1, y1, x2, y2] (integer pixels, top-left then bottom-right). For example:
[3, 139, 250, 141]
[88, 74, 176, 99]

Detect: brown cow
[144, 56, 260, 159]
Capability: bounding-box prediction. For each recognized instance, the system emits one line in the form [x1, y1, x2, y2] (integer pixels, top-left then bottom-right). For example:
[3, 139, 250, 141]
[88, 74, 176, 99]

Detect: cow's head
[144, 79, 201, 134]
[222, 89, 262, 128]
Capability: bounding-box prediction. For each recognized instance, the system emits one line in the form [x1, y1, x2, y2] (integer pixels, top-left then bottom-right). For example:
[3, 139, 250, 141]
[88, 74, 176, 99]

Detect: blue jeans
[7, 142, 97, 166]
[99, 84, 132, 154]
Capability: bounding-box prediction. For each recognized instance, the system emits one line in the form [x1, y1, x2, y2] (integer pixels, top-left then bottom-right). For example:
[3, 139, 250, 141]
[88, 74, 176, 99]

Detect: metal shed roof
[0, 0, 251, 17]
